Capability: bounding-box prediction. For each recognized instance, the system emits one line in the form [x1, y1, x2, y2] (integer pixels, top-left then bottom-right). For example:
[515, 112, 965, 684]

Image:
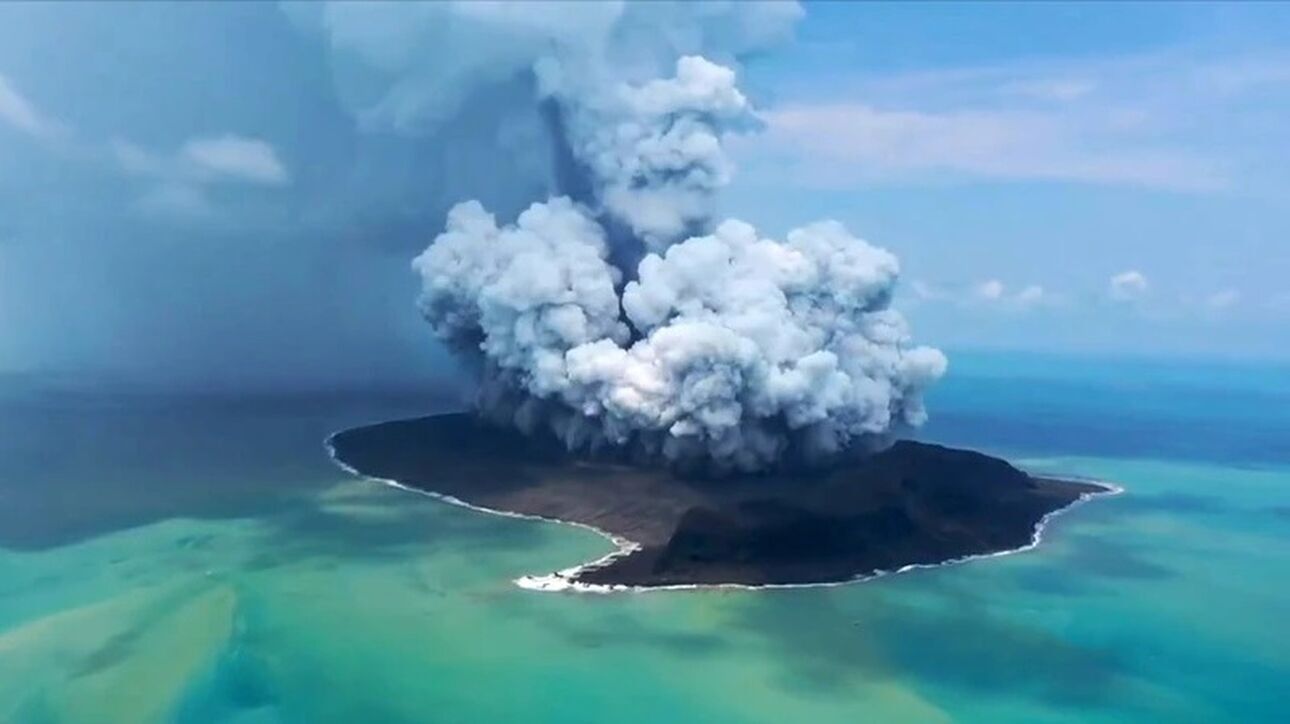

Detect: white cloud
[180, 135, 289, 186]
[737, 50, 1290, 194]
[1206, 289, 1240, 310]
[0, 73, 64, 140]
[112, 139, 169, 177]
[756, 103, 1226, 192]
[1015, 284, 1045, 306]
[1001, 77, 1097, 103]
[909, 279, 947, 301]
[114, 135, 289, 187]
[974, 279, 1005, 301]
[1109, 270, 1149, 300]
[111, 135, 289, 221]
[903, 278, 1054, 309]
[963, 279, 1050, 309]
[1194, 56, 1290, 96]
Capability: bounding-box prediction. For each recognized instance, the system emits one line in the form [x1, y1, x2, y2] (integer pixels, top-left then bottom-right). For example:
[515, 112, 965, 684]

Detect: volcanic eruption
[411, 52, 946, 473]
[322, 2, 1113, 590]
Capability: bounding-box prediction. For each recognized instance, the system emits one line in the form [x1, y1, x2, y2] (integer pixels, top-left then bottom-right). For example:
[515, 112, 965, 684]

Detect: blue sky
[727, 2, 1290, 360]
[0, 2, 1286, 390]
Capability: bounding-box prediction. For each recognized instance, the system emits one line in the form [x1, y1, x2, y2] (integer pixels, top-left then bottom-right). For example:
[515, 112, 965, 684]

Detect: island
[327, 413, 1115, 590]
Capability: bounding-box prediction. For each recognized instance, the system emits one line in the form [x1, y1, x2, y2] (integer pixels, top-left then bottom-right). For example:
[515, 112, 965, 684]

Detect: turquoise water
[1, 354, 1287, 723]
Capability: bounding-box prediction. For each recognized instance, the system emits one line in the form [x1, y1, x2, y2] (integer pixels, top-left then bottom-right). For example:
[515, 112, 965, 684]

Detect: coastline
[325, 427, 1122, 595]
[517, 475, 1122, 594]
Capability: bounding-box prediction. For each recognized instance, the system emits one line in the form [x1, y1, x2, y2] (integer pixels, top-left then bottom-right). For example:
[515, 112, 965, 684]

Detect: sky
[725, 1, 1290, 361]
[0, 1, 1287, 392]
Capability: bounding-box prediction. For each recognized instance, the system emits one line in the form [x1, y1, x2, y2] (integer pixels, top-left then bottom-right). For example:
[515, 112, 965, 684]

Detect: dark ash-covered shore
[327, 413, 1113, 590]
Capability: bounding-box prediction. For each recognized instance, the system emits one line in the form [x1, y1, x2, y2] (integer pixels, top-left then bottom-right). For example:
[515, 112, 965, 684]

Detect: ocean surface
[1, 352, 1287, 723]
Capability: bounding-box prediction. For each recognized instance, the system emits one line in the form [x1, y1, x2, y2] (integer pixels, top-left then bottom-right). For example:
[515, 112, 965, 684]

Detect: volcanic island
[327, 413, 1115, 591]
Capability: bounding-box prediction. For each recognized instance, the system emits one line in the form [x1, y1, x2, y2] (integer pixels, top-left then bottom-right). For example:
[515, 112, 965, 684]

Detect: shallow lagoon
[1, 355, 1287, 723]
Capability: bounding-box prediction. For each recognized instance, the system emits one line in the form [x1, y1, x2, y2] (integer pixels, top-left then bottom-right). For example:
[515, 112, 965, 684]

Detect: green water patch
[0, 455, 1286, 723]
[0, 580, 236, 723]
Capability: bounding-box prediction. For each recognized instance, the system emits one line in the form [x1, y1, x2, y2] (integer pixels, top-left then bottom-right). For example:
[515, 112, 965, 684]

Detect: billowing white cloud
[290, 0, 801, 135]
[1109, 270, 1149, 300]
[0, 73, 64, 140]
[317, 0, 945, 472]
[294, 1, 799, 251]
[181, 135, 289, 186]
[543, 55, 758, 249]
[413, 197, 628, 383]
[417, 200, 945, 472]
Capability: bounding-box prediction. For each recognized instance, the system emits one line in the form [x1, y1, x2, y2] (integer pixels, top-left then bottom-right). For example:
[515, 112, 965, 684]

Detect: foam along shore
[326, 413, 1116, 591]
[512, 479, 1123, 594]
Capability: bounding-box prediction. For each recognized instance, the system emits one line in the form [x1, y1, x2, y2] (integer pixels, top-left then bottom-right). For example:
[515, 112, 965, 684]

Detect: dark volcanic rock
[328, 413, 1110, 588]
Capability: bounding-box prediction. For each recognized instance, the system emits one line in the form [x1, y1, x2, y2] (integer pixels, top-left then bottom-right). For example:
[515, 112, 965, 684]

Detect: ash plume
[389, 2, 947, 472]
[539, 54, 758, 251]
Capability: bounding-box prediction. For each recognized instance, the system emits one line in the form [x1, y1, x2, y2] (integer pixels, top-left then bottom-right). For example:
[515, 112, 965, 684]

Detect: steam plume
[396, 2, 946, 472]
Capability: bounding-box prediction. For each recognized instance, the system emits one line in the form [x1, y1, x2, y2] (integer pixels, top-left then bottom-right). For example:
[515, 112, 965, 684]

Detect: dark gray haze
[0, 2, 570, 390]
